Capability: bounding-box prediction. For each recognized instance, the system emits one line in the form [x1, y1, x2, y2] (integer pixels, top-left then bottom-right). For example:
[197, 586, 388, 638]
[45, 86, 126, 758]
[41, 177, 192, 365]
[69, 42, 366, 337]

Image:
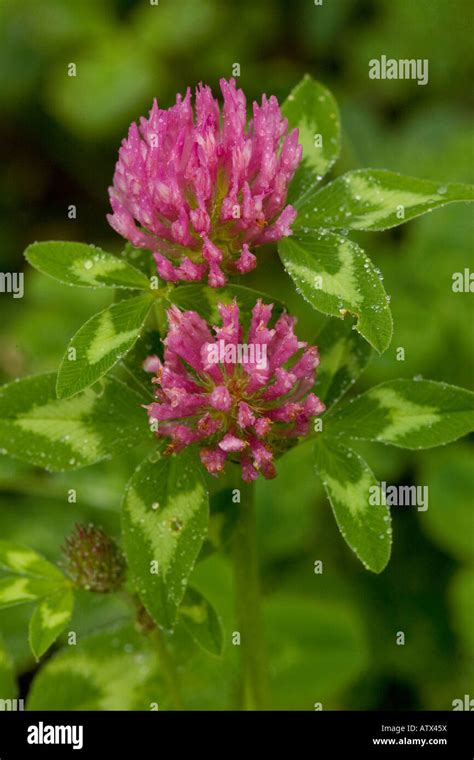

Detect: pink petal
[218, 433, 247, 452]
[200, 447, 227, 476]
[209, 385, 232, 412]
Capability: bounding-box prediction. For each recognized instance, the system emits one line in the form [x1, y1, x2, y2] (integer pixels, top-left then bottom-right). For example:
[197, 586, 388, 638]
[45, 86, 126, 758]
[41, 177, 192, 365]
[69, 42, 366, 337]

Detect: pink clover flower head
[144, 300, 325, 482]
[107, 79, 302, 286]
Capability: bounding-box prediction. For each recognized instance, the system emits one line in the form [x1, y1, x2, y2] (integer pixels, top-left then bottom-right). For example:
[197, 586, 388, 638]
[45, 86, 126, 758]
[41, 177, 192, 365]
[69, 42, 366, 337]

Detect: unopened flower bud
[62, 523, 126, 593]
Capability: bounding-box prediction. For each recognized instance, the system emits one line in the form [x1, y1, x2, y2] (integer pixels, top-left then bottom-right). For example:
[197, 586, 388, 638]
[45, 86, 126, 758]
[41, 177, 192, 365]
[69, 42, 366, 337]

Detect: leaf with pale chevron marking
[57, 294, 154, 398]
[278, 231, 392, 354]
[25, 241, 150, 289]
[295, 170, 474, 231]
[314, 440, 391, 573]
[282, 74, 341, 204]
[324, 380, 474, 448]
[179, 587, 223, 656]
[0, 541, 64, 582]
[0, 541, 68, 610]
[122, 446, 209, 630]
[0, 577, 63, 609]
[0, 374, 149, 471]
[27, 626, 161, 710]
[29, 588, 74, 660]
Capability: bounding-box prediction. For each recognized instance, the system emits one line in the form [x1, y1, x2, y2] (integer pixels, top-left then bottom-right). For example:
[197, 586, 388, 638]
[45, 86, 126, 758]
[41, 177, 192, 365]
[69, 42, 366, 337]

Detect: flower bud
[62, 523, 126, 593]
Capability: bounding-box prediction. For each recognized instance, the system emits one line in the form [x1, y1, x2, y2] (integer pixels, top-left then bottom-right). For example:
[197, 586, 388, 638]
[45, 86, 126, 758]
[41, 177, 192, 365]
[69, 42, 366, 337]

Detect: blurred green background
[0, 0, 473, 710]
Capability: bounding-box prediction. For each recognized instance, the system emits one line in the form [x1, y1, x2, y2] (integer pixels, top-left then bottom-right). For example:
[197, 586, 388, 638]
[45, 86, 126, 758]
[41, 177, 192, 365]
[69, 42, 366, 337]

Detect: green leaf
[0, 540, 65, 582]
[295, 169, 474, 231]
[200, 489, 239, 560]
[0, 606, 33, 675]
[118, 328, 163, 402]
[314, 317, 372, 409]
[29, 588, 74, 660]
[120, 243, 157, 278]
[265, 595, 369, 709]
[25, 241, 150, 290]
[0, 637, 16, 700]
[282, 74, 341, 204]
[178, 587, 223, 656]
[314, 439, 392, 573]
[324, 380, 474, 448]
[0, 541, 67, 610]
[0, 373, 149, 471]
[27, 625, 161, 710]
[278, 231, 392, 353]
[57, 294, 154, 398]
[0, 576, 62, 610]
[172, 284, 285, 330]
[122, 446, 209, 630]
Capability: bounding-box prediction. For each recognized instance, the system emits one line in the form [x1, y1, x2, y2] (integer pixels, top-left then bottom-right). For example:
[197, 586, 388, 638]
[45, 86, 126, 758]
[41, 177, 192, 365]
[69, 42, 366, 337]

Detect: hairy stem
[233, 479, 269, 709]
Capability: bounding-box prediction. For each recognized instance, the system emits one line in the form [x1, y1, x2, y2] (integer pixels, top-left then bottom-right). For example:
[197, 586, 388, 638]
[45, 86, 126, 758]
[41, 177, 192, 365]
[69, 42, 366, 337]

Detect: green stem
[150, 627, 185, 710]
[233, 479, 269, 710]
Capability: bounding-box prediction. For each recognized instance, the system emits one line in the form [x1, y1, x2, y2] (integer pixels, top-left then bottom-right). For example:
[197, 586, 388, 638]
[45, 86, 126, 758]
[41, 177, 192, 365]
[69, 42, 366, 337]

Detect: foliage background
[0, 0, 472, 709]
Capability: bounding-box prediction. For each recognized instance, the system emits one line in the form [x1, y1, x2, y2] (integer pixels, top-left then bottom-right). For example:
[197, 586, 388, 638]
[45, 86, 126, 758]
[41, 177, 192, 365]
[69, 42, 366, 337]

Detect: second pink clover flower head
[144, 300, 325, 482]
